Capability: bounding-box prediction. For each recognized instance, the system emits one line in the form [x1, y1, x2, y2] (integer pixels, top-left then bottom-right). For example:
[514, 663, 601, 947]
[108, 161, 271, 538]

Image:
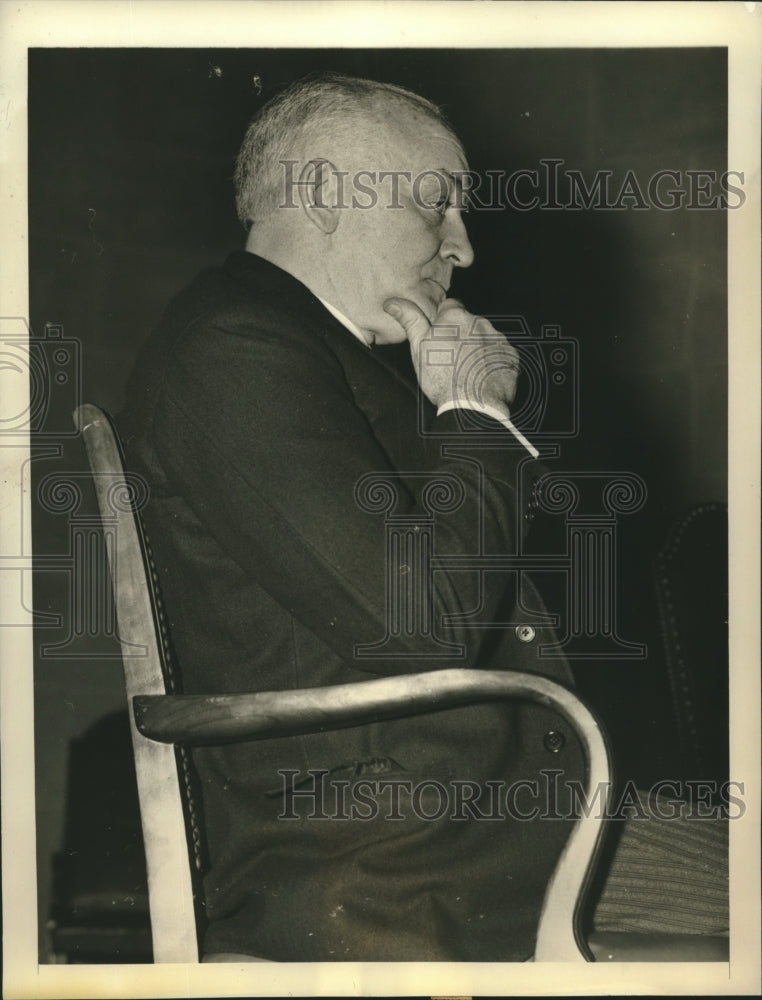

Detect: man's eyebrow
[437, 168, 461, 187]
[438, 168, 472, 206]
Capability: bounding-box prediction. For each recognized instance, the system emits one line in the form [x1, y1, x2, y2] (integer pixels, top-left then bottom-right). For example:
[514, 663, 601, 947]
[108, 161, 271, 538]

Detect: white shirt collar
[316, 296, 373, 347]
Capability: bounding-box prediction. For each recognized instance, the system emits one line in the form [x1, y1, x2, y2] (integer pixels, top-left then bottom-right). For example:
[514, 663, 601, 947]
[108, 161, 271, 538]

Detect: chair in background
[48, 711, 152, 963]
[654, 502, 729, 790]
[70, 403, 728, 964]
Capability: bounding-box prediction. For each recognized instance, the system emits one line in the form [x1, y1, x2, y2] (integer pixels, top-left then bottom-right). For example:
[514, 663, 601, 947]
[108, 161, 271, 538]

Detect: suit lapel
[227, 250, 436, 469]
[320, 324, 434, 469]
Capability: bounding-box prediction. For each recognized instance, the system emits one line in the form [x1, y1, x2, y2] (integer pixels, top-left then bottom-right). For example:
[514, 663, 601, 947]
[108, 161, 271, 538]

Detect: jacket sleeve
[150, 312, 544, 674]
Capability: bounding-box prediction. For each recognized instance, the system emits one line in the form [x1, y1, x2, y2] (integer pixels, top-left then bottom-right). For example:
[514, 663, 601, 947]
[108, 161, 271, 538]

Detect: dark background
[29, 48, 728, 961]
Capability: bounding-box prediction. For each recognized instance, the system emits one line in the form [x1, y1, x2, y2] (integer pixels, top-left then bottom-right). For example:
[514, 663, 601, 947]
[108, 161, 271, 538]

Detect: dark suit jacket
[119, 250, 585, 961]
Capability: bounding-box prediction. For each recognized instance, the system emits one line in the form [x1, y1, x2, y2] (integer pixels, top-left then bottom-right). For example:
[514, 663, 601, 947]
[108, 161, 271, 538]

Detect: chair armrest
[134, 667, 596, 746]
[133, 667, 612, 961]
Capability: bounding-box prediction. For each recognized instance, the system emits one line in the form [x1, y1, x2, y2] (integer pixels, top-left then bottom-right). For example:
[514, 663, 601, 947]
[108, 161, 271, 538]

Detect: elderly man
[120, 72, 727, 962]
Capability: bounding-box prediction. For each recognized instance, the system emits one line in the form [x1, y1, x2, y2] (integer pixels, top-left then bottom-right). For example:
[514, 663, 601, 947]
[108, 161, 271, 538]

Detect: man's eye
[429, 200, 470, 219]
[424, 198, 451, 216]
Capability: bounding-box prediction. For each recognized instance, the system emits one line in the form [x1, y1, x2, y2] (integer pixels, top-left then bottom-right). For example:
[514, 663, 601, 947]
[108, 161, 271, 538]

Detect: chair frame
[74, 402, 615, 963]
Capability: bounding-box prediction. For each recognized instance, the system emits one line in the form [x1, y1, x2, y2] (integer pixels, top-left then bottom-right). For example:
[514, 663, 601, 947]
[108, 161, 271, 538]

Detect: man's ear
[297, 158, 341, 235]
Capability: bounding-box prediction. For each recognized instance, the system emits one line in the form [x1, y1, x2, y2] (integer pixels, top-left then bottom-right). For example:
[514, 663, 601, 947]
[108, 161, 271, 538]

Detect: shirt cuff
[436, 400, 540, 459]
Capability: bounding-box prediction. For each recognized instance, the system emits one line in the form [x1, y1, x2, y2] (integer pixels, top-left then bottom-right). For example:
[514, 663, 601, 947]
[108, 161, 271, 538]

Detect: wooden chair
[72, 403, 726, 964]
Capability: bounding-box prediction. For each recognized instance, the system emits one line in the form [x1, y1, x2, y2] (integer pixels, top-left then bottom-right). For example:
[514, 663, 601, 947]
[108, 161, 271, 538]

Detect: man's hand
[383, 297, 521, 415]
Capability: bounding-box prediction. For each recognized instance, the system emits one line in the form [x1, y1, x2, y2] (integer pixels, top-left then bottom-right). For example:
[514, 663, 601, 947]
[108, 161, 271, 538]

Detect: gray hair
[233, 71, 458, 228]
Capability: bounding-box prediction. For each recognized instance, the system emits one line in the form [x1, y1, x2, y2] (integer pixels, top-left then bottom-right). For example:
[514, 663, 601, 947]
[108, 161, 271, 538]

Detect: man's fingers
[437, 297, 466, 315]
[383, 297, 431, 342]
[386, 295, 522, 411]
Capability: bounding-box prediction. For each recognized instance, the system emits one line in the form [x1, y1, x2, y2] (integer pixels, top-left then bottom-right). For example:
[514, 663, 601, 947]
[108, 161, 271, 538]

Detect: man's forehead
[333, 102, 468, 173]
[386, 109, 468, 166]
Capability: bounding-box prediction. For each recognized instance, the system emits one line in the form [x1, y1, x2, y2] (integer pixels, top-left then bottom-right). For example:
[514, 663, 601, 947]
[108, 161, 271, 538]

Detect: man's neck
[245, 227, 371, 346]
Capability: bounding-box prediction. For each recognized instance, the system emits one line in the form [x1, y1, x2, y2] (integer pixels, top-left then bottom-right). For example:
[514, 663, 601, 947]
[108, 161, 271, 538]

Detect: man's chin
[370, 293, 437, 345]
[372, 318, 413, 346]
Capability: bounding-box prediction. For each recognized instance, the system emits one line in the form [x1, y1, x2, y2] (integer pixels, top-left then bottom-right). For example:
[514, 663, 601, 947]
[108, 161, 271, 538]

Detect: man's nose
[440, 211, 475, 269]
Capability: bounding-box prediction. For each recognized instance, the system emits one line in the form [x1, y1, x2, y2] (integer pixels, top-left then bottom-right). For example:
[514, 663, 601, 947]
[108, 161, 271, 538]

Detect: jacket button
[515, 625, 536, 642]
[543, 731, 565, 753]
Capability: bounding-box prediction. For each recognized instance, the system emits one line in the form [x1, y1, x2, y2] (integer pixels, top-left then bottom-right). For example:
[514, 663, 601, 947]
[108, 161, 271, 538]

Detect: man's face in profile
[321, 109, 475, 345]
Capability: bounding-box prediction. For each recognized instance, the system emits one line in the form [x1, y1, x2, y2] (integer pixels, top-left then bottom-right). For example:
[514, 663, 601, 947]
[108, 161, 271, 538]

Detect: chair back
[73, 403, 199, 963]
